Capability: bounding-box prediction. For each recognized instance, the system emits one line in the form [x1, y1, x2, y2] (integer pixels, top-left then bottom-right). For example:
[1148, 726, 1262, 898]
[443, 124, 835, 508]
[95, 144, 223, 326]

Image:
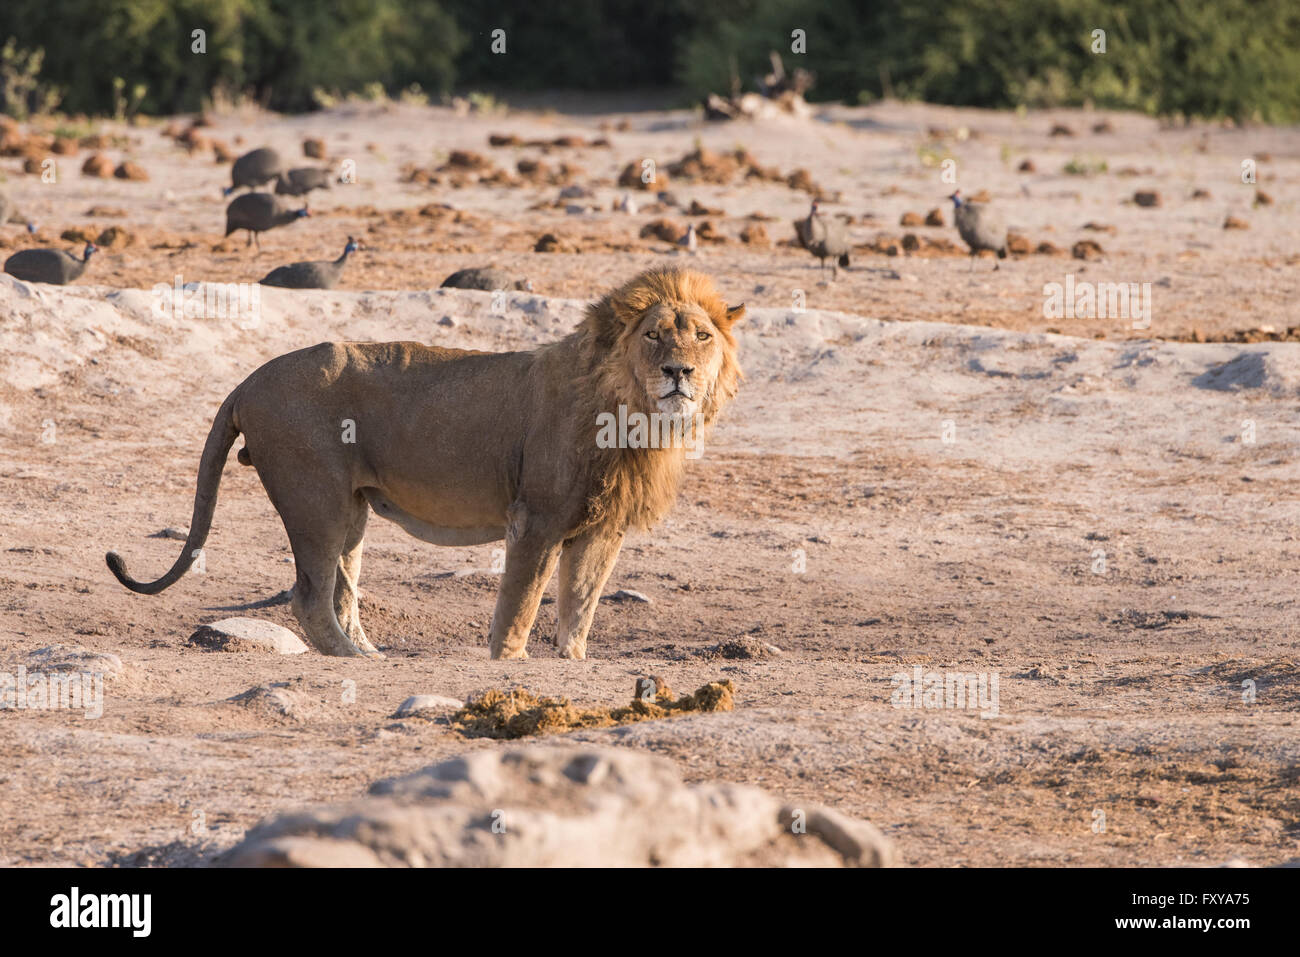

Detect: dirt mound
[452, 677, 736, 738]
[697, 638, 782, 660]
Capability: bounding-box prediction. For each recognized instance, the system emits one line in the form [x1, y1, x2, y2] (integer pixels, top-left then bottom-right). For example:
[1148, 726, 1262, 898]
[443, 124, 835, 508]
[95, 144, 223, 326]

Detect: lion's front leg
[488, 507, 563, 660]
[555, 527, 624, 660]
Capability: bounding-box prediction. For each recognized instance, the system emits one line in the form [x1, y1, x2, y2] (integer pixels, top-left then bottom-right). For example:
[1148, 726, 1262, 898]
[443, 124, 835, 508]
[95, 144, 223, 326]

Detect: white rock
[605, 589, 652, 604]
[218, 745, 894, 868]
[188, 617, 308, 655]
[395, 694, 464, 717]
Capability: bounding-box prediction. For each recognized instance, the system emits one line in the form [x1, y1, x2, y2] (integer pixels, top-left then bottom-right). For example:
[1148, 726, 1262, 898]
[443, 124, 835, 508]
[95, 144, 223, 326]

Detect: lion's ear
[723, 303, 746, 326]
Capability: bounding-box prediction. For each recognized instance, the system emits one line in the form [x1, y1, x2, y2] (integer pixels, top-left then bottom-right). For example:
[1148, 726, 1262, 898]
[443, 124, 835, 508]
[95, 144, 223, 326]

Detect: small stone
[605, 589, 652, 604]
[1133, 190, 1161, 208]
[114, 160, 149, 181]
[81, 153, 114, 178]
[395, 694, 464, 717]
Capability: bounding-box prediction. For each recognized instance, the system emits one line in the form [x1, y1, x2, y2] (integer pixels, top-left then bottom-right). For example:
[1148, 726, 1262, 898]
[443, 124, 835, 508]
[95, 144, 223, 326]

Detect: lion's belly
[361, 488, 505, 546]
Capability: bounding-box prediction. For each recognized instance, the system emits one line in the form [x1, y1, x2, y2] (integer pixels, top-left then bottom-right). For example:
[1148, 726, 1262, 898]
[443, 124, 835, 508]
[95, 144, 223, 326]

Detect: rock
[114, 161, 149, 181]
[604, 589, 651, 604]
[639, 218, 683, 243]
[1133, 190, 1161, 208]
[699, 638, 782, 660]
[81, 153, 114, 178]
[899, 211, 924, 227]
[533, 233, 577, 253]
[395, 694, 465, 717]
[24, 644, 124, 678]
[1006, 232, 1031, 255]
[95, 226, 135, 251]
[924, 208, 945, 226]
[229, 682, 314, 721]
[187, 617, 308, 655]
[1072, 239, 1105, 260]
[695, 219, 726, 243]
[444, 150, 492, 171]
[218, 745, 895, 867]
[687, 199, 724, 216]
[60, 227, 98, 244]
[617, 162, 665, 191]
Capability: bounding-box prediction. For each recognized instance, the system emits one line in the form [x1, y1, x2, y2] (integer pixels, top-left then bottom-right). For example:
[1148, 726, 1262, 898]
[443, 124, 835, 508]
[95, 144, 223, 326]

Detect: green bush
[1, 0, 1298, 122]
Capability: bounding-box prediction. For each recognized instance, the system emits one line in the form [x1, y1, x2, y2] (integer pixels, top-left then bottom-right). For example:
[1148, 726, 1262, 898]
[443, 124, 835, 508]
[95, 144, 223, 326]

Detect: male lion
[106, 267, 745, 660]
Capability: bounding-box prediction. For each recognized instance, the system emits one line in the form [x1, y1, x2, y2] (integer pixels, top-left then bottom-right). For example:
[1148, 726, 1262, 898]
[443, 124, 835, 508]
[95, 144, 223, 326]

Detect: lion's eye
[645, 330, 659, 340]
[696, 331, 711, 341]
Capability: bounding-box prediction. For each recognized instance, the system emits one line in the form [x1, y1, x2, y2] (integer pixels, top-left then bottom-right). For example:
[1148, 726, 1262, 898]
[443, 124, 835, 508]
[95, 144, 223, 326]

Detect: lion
[106, 267, 746, 660]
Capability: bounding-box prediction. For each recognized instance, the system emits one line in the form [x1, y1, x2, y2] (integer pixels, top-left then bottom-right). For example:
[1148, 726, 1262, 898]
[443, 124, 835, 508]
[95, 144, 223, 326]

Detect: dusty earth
[1, 99, 1298, 868]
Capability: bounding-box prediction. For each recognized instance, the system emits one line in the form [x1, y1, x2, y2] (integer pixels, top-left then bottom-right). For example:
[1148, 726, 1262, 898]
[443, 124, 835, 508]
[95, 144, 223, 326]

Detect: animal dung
[450, 678, 737, 739]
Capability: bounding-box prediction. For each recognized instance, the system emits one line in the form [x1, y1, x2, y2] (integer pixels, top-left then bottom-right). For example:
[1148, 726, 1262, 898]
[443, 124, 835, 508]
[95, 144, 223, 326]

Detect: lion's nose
[662, 364, 694, 379]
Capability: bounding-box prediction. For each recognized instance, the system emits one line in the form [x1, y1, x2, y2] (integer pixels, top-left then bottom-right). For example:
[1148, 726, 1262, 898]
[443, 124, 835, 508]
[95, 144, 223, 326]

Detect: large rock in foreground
[219, 745, 894, 867]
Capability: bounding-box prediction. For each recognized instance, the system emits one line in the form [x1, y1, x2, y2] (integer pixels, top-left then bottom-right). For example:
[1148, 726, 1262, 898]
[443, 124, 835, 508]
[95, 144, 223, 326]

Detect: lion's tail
[106, 390, 241, 595]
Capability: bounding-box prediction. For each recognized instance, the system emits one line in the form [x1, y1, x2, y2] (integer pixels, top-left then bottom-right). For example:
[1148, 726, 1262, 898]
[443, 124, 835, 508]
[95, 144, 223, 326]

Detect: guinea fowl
[224, 193, 310, 251]
[224, 147, 283, 195]
[259, 237, 359, 289]
[440, 266, 533, 292]
[949, 190, 1007, 270]
[794, 200, 850, 277]
[274, 167, 334, 197]
[4, 243, 97, 284]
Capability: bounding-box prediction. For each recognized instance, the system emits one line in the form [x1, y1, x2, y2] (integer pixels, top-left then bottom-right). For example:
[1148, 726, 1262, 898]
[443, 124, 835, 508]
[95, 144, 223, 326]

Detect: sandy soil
[1, 99, 1298, 867]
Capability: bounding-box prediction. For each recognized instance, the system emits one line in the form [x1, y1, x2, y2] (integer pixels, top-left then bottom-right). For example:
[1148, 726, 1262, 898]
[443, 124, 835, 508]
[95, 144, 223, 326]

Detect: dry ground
[1, 99, 1298, 867]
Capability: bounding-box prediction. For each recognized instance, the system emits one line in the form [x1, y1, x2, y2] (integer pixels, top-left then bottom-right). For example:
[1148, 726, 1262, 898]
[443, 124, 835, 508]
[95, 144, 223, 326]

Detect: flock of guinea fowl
[1, 140, 1010, 291]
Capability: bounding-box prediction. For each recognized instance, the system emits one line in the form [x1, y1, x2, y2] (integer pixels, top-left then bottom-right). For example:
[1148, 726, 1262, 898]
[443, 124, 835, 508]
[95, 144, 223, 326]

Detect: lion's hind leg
[333, 496, 378, 654]
[264, 479, 375, 659]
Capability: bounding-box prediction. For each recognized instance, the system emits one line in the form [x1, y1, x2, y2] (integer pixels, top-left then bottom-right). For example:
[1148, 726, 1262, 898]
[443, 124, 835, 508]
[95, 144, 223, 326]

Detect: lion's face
[626, 302, 727, 416]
